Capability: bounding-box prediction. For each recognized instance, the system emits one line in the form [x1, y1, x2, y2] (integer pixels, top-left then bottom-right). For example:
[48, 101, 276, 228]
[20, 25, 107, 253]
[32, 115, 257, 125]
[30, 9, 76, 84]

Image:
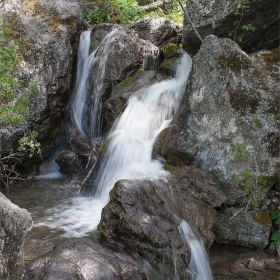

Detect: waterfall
[37, 30, 192, 237]
[179, 220, 214, 280]
[87, 52, 192, 203]
[72, 29, 124, 139]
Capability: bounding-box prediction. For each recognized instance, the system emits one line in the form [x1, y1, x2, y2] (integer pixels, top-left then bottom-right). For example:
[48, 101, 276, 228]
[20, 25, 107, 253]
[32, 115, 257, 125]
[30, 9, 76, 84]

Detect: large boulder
[214, 209, 272, 249]
[99, 170, 225, 278]
[0, 193, 32, 280]
[155, 35, 280, 204]
[0, 0, 84, 161]
[182, 0, 279, 55]
[26, 237, 147, 280]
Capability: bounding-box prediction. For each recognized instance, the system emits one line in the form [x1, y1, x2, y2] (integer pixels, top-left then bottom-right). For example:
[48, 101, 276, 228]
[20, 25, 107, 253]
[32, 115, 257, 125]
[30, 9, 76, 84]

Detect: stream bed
[1, 178, 279, 279]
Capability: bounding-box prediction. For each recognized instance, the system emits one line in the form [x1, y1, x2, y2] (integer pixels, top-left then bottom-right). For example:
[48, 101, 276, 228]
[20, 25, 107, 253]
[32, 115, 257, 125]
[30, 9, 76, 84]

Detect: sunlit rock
[0, 0, 84, 161]
[156, 35, 280, 204]
[0, 193, 32, 280]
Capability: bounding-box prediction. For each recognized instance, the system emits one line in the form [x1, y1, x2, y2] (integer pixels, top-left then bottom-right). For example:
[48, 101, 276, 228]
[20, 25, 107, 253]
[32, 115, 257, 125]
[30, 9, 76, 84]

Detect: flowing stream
[179, 221, 214, 280]
[35, 30, 192, 238]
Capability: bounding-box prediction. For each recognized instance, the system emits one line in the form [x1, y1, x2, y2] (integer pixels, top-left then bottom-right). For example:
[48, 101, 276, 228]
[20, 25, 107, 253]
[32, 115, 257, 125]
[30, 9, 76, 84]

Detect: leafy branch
[231, 119, 267, 210]
[228, 0, 260, 43]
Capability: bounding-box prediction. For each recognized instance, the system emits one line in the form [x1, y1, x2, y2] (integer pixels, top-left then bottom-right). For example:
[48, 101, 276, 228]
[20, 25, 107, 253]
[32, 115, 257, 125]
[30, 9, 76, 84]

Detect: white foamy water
[72, 29, 124, 138]
[179, 220, 214, 280]
[36, 31, 192, 237]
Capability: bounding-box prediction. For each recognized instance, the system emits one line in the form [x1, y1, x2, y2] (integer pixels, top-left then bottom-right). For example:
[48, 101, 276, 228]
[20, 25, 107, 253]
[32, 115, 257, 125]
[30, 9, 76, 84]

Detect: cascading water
[36, 31, 192, 237]
[179, 220, 214, 280]
[72, 29, 124, 139]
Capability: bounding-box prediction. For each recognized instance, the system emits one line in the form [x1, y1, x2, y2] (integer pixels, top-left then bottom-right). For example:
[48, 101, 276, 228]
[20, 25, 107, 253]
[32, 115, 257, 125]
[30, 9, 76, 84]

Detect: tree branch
[177, 0, 203, 42]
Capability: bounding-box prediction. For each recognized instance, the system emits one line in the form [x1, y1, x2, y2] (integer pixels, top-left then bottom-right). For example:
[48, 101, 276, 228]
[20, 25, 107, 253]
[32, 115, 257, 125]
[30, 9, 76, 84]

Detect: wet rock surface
[99, 173, 225, 279]
[0, 193, 32, 280]
[213, 209, 272, 249]
[210, 244, 280, 280]
[55, 150, 82, 175]
[182, 0, 279, 55]
[156, 35, 280, 204]
[26, 237, 147, 280]
[104, 70, 165, 126]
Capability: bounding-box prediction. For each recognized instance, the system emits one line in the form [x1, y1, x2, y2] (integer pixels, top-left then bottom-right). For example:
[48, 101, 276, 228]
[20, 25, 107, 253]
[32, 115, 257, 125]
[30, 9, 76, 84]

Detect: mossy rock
[111, 69, 144, 95]
[163, 44, 182, 59]
[159, 56, 180, 77]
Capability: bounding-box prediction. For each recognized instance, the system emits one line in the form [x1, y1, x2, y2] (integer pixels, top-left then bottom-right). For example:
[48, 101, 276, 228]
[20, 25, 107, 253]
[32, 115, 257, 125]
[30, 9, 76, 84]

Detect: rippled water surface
[1, 177, 81, 261]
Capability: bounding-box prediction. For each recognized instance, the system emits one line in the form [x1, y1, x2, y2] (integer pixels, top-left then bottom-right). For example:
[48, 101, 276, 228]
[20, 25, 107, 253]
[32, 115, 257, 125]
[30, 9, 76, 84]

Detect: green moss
[261, 47, 280, 66]
[111, 69, 144, 95]
[253, 211, 271, 228]
[159, 57, 180, 77]
[164, 164, 178, 174]
[152, 128, 170, 159]
[163, 44, 181, 60]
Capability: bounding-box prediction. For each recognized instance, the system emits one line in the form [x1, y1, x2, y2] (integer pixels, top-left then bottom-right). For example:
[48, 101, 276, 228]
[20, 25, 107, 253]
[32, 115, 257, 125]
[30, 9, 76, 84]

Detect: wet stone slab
[210, 244, 280, 280]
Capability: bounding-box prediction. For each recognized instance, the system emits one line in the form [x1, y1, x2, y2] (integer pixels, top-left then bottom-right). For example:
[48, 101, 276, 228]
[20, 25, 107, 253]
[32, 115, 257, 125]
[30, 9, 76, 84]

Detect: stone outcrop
[26, 237, 147, 280]
[0, 0, 84, 161]
[0, 193, 32, 280]
[99, 169, 225, 279]
[182, 0, 279, 55]
[155, 35, 280, 204]
[214, 209, 272, 249]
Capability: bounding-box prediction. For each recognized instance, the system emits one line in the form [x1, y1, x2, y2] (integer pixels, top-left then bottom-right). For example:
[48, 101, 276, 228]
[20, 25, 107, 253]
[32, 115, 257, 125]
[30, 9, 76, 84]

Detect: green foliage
[84, 0, 144, 25]
[270, 211, 280, 225]
[84, 0, 187, 26]
[162, 0, 186, 26]
[269, 231, 280, 250]
[85, 9, 107, 25]
[232, 118, 267, 208]
[228, 0, 262, 43]
[112, 0, 144, 23]
[0, 16, 38, 127]
[269, 211, 280, 251]
[18, 130, 41, 157]
[232, 142, 250, 161]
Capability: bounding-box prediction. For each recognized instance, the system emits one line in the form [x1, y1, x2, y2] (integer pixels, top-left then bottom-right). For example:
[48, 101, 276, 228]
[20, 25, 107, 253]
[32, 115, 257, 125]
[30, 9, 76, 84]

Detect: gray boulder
[0, 193, 32, 280]
[26, 237, 147, 280]
[0, 0, 84, 161]
[182, 0, 279, 55]
[213, 208, 272, 249]
[156, 35, 280, 204]
[130, 17, 181, 48]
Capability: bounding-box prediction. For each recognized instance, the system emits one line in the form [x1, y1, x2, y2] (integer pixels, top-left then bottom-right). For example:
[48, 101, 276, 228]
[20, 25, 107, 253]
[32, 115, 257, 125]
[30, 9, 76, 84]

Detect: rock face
[156, 35, 280, 204]
[104, 70, 165, 126]
[99, 170, 225, 279]
[26, 237, 147, 280]
[182, 0, 279, 55]
[0, 193, 32, 280]
[0, 0, 84, 161]
[214, 209, 272, 249]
